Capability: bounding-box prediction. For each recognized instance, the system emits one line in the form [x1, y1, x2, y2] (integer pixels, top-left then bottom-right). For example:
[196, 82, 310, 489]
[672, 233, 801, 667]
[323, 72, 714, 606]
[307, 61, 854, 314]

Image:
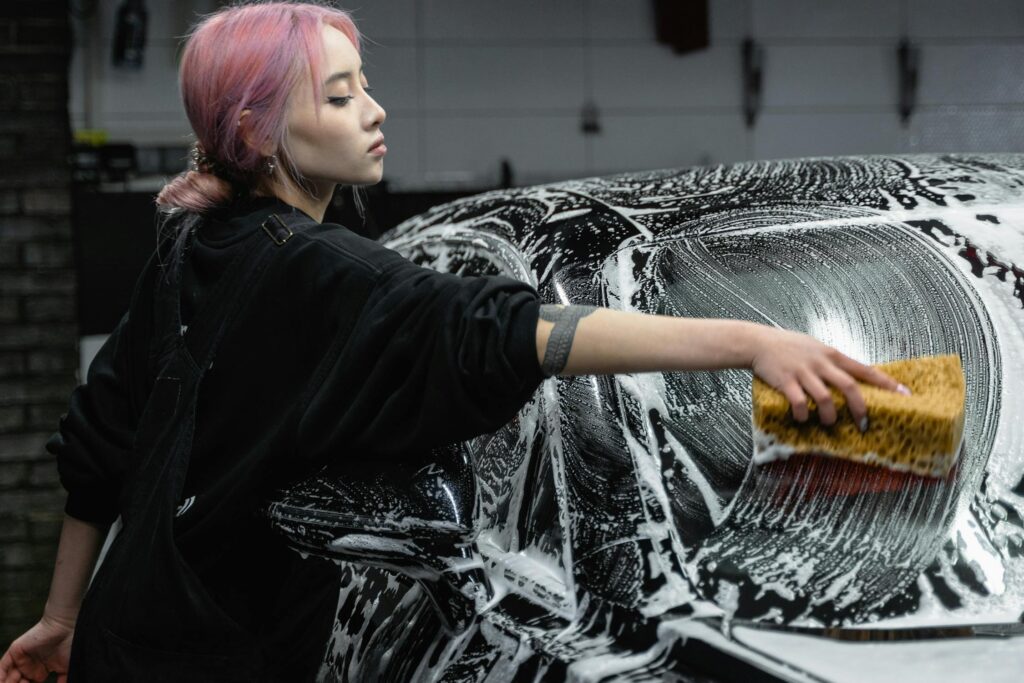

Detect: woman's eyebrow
[324, 65, 364, 85]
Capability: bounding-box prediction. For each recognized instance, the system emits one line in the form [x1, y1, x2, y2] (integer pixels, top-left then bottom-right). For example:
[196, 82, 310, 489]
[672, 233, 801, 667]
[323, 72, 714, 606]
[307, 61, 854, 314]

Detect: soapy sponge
[751, 354, 966, 478]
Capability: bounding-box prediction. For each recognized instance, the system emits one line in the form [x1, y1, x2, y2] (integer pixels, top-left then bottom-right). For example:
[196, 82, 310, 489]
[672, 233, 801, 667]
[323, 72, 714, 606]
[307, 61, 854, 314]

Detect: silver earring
[264, 155, 278, 175]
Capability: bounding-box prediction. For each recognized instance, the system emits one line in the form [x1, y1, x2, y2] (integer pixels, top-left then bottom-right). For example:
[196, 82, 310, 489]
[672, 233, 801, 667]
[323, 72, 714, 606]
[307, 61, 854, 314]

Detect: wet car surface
[264, 154, 1024, 682]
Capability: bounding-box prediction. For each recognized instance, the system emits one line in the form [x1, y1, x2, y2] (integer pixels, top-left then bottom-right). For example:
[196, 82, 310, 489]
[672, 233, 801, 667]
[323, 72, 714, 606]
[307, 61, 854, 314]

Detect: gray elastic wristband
[539, 304, 598, 377]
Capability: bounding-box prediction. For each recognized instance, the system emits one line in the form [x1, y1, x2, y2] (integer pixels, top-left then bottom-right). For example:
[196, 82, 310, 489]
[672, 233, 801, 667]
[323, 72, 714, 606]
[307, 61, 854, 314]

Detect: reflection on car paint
[265, 154, 1024, 681]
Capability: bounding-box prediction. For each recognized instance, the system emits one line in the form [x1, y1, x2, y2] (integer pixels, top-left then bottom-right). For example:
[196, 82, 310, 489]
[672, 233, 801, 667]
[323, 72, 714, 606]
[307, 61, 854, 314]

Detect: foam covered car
[263, 154, 1024, 682]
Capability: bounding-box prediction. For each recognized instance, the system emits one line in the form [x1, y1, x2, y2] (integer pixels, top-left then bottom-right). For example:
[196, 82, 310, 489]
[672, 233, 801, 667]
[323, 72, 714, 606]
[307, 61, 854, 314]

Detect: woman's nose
[367, 93, 385, 123]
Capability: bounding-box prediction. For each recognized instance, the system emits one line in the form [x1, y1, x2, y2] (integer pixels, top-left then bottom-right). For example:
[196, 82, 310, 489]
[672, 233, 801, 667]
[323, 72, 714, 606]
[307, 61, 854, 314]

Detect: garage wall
[69, 0, 1024, 188]
[1, 0, 78, 652]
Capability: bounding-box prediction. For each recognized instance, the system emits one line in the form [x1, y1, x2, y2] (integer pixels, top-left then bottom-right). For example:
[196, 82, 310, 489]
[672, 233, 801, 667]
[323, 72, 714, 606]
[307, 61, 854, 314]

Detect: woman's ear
[237, 109, 276, 157]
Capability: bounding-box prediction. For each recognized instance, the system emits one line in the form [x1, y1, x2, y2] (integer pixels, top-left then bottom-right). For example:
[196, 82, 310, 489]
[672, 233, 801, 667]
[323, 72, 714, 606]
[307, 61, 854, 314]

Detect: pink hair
[156, 0, 363, 214]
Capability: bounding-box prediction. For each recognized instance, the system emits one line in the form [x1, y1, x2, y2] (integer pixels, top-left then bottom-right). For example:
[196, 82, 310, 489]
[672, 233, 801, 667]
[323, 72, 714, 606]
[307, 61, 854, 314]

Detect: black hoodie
[47, 194, 545, 680]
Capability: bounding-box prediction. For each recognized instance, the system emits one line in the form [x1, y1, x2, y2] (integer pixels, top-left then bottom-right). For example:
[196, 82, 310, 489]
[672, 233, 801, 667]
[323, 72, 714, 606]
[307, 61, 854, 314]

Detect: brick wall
[0, 0, 76, 653]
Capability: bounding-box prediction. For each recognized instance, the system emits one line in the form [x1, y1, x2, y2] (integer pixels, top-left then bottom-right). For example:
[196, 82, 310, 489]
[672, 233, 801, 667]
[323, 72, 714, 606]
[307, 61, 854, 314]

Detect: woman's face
[283, 25, 387, 189]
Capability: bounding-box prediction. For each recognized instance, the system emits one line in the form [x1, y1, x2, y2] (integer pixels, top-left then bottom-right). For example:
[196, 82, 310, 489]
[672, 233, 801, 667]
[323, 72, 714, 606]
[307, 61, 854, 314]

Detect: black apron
[68, 209, 311, 682]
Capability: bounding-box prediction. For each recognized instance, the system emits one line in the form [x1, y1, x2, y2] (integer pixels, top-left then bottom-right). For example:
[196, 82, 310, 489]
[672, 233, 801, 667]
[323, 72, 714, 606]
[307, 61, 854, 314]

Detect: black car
[265, 154, 1024, 682]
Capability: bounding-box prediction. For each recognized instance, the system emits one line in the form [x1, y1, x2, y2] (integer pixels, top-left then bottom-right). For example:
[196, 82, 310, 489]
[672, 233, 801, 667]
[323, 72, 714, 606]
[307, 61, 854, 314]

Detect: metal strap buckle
[261, 214, 294, 246]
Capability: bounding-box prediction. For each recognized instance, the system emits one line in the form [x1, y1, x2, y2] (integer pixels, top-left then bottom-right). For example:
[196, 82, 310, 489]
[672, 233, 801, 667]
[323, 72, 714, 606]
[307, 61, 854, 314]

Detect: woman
[0, 1, 910, 681]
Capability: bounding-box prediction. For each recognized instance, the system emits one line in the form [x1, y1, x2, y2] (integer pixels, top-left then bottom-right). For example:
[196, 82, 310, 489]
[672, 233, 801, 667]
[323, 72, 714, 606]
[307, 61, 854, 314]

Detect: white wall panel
[710, 0, 752, 40]
[587, 0, 655, 41]
[361, 45, 419, 113]
[752, 0, 902, 40]
[917, 45, 1024, 106]
[422, 0, 585, 42]
[591, 45, 741, 109]
[908, 0, 1024, 38]
[96, 44, 185, 117]
[347, 0, 418, 42]
[373, 115, 421, 187]
[592, 113, 750, 173]
[753, 112, 904, 160]
[95, 0, 214, 47]
[423, 46, 585, 111]
[762, 45, 896, 108]
[909, 108, 1024, 153]
[423, 116, 585, 185]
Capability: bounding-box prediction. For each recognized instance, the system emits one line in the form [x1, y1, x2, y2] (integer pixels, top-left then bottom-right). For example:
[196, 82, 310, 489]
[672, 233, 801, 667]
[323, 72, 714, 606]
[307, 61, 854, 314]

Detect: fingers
[778, 343, 914, 426]
[785, 363, 868, 430]
[782, 379, 809, 422]
[798, 369, 838, 425]
[821, 364, 868, 431]
[0, 644, 44, 683]
[834, 352, 912, 395]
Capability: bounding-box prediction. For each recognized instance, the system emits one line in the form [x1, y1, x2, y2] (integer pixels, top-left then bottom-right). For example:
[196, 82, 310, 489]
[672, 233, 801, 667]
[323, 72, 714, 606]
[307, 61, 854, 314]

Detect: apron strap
[149, 208, 316, 376]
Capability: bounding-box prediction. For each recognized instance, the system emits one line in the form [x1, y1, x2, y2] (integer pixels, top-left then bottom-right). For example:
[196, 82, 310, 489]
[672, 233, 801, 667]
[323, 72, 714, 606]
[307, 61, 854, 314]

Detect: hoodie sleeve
[296, 254, 546, 464]
[46, 309, 139, 526]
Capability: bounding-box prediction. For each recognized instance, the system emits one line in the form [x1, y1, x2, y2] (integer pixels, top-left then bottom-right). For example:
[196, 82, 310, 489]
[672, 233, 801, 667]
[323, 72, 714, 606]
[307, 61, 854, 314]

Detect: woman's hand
[0, 615, 74, 683]
[747, 324, 911, 431]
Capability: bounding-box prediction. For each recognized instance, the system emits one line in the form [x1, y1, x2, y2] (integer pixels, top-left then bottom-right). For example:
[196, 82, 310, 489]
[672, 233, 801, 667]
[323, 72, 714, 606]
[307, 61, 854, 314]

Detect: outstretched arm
[533, 305, 909, 430]
[534, 305, 757, 376]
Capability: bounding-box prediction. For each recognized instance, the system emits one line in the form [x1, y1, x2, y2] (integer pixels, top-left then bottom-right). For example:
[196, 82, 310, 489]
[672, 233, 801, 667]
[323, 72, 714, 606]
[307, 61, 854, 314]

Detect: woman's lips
[369, 143, 387, 156]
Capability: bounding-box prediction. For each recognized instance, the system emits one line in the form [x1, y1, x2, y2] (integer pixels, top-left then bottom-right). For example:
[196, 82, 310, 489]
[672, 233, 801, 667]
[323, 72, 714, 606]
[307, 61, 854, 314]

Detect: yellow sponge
[751, 354, 966, 478]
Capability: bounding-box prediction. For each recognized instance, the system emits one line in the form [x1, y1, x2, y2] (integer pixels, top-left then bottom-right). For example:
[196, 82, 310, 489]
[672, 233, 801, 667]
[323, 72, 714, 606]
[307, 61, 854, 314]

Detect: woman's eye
[327, 88, 374, 107]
